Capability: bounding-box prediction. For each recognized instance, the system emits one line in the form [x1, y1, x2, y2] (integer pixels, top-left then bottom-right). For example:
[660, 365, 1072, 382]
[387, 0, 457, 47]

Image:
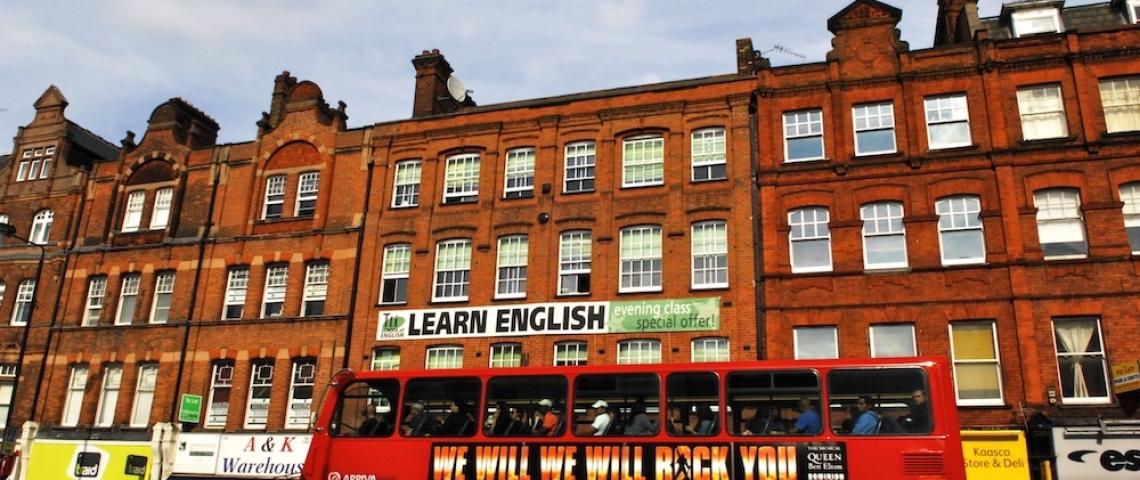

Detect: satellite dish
[446, 75, 468, 102]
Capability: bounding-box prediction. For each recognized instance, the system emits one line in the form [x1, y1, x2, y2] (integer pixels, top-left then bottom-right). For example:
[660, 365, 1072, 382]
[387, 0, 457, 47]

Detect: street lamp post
[0, 222, 47, 454]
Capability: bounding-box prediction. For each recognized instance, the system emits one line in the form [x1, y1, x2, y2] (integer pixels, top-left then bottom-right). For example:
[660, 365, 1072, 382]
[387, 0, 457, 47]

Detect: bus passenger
[741, 405, 771, 435]
[358, 405, 389, 436]
[793, 398, 821, 435]
[587, 400, 611, 436]
[403, 402, 434, 436]
[535, 398, 559, 435]
[624, 400, 655, 435]
[666, 406, 683, 434]
[435, 399, 474, 436]
[692, 404, 716, 435]
[490, 401, 512, 435]
[851, 396, 880, 435]
[902, 389, 930, 433]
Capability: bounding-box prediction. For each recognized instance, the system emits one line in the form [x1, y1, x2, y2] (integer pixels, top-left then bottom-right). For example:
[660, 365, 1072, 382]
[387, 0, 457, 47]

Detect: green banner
[609, 297, 720, 333]
[179, 393, 203, 423]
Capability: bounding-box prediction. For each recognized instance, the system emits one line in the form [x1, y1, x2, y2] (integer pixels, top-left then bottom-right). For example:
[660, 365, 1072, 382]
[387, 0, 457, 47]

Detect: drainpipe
[342, 131, 377, 369]
[748, 94, 766, 360]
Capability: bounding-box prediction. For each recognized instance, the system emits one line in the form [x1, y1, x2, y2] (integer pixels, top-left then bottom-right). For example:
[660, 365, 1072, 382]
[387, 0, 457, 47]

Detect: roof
[0, 154, 9, 171]
[67, 120, 119, 161]
[981, 2, 1126, 40]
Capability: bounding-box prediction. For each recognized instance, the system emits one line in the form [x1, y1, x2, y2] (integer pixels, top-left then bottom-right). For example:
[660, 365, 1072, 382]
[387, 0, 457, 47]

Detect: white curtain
[1056, 321, 1096, 398]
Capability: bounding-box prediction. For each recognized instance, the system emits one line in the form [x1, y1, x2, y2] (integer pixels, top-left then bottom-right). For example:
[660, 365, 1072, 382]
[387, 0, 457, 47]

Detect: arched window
[789, 207, 832, 273]
[860, 202, 907, 270]
[1034, 189, 1087, 259]
[30, 210, 53, 245]
[935, 195, 985, 265]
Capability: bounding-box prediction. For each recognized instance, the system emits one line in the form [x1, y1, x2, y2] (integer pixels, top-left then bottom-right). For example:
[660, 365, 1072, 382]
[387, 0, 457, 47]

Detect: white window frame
[150, 187, 174, 230]
[861, 201, 909, 270]
[869, 323, 918, 358]
[122, 190, 146, 232]
[244, 361, 274, 429]
[936, 195, 986, 266]
[553, 341, 588, 367]
[852, 102, 897, 156]
[924, 94, 972, 149]
[301, 262, 329, 317]
[61, 364, 88, 427]
[564, 142, 596, 193]
[1052, 317, 1112, 405]
[1017, 84, 1069, 141]
[783, 109, 825, 162]
[286, 359, 316, 429]
[619, 225, 663, 293]
[432, 239, 471, 302]
[425, 345, 463, 369]
[503, 148, 536, 199]
[1011, 8, 1062, 37]
[380, 244, 411, 304]
[1100, 76, 1140, 134]
[617, 339, 662, 365]
[691, 127, 727, 182]
[621, 135, 665, 188]
[261, 265, 288, 318]
[372, 347, 400, 371]
[94, 364, 122, 427]
[129, 364, 158, 428]
[948, 321, 1005, 406]
[691, 221, 728, 289]
[691, 337, 730, 362]
[391, 160, 422, 208]
[222, 268, 249, 320]
[489, 343, 523, 368]
[793, 326, 839, 360]
[789, 207, 833, 273]
[30, 209, 53, 245]
[558, 231, 592, 296]
[1034, 189, 1088, 260]
[442, 153, 481, 204]
[11, 280, 35, 326]
[262, 174, 287, 219]
[16, 146, 54, 182]
[495, 235, 528, 299]
[149, 271, 175, 324]
[0, 364, 15, 429]
[205, 361, 234, 428]
[83, 276, 107, 327]
[1121, 183, 1140, 254]
[295, 171, 320, 217]
[1129, 0, 1140, 24]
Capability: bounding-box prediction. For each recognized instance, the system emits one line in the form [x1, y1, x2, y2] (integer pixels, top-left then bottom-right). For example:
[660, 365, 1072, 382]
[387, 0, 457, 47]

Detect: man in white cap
[587, 400, 611, 436]
[535, 398, 558, 435]
[402, 401, 433, 436]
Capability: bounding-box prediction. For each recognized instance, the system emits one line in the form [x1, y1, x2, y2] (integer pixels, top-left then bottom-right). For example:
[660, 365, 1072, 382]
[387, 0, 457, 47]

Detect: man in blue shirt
[851, 396, 879, 434]
[793, 398, 821, 435]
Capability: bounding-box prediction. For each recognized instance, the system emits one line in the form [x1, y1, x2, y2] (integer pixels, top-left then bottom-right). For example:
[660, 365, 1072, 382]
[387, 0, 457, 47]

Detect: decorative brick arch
[263, 141, 322, 170]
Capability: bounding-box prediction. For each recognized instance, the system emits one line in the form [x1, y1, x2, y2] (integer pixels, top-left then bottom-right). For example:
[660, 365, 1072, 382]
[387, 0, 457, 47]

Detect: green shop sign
[609, 297, 720, 333]
[179, 393, 203, 423]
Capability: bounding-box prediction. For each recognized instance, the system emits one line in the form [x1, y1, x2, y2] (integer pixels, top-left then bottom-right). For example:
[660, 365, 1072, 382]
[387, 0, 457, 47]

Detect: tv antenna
[762, 44, 806, 60]
[446, 75, 472, 103]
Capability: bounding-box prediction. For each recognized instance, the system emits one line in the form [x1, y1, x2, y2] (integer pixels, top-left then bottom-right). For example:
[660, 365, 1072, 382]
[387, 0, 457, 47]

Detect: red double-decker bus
[302, 356, 965, 480]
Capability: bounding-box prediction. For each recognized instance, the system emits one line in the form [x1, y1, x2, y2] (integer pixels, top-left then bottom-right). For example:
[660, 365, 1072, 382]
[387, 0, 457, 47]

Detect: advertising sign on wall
[1054, 428, 1140, 479]
[24, 439, 153, 480]
[172, 433, 221, 475]
[214, 434, 311, 478]
[377, 297, 721, 340]
[1110, 361, 1140, 394]
[960, 430, 1030, 480]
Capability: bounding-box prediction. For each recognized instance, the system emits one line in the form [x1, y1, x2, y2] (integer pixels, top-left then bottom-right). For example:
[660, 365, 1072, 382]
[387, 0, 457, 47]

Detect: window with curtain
[789, 207, 832, 273]
[1034, 189, 1087, 259]
[1100, 77, 1140, 133]
[372, 347, 400, 370]
[622, 136, 665, 187]
[61, 365, 88, 427]
[691, 128, 727, 181]
[554, 342, 588, 366]
[443, 153, 481, 204]
[1017, 84, 1068, 140]
[925, 94, 971, 149]
[564, 142, 596, 193]
[619, 225, 663, 293]
[130, 364, 158, 427]
[1011, 8, 1061, 37]
[490, 343, 523, 368]
[794, 326, 838, 360]
[392, 160, 422, 208]
[936, 196, 986, 265]
[495, 235, 529, 299]
[425, 345, 463, 369]
[853, 102, 896, 156]
[433, 239, 472, 302]
[861, 201, 908, 269]
[617, 339, 661, 365]
[869, 323, 917, 358]
[94, 364, 122, 427]
[116, 274, 141, 325]
[691, 221, 728, 289]
[503, 148, 536, 198]
[83, 276, 107, 327]
[1121, 183, 1140, 253]
[558, 231, 591, 296]
[150, 271, 175, 323]
[784, 109, 825, 162]
[380, 244, 411, 304]
[122, 191, 146, 232]
[949, 321, 1003, 405]
[691, 337, 729, 362]
[1053, 318, 1110, 404]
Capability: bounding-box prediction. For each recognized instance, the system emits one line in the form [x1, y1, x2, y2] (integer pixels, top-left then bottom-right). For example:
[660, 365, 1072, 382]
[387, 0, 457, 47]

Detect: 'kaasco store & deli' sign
[377, 298, 720, 340]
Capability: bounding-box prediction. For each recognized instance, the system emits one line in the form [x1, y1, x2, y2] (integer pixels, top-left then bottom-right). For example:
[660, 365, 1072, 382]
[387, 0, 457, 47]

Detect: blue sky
[0, 0, 1104, 154]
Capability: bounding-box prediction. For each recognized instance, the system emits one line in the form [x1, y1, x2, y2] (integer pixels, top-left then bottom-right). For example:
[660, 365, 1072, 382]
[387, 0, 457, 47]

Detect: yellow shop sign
[961, 430, 1030, 480]
[25, 439, 153, 479]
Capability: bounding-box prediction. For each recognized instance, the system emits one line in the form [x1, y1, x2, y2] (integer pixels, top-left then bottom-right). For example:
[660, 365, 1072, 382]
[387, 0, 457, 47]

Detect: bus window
[330, 379, 399, 437]
[827, 368, 932, 435]
[573, 374, 659, 437]
[666, 373, 719, 436]
[726, 371, 821, 436]
[484, 375, 568, 437]
[401, 377, 481, 437]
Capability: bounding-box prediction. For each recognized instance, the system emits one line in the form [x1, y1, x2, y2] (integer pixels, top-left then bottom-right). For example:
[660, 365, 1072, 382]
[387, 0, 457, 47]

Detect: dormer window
[15, 146, 54, 182]
[1011, 8, 1061, 37]
[1129, 0, 1140, 24]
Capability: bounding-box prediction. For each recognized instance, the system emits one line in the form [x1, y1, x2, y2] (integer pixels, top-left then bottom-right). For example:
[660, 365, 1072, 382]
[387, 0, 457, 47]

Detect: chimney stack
[411, 49, 475, 118]
[934, 0, 982, 46]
